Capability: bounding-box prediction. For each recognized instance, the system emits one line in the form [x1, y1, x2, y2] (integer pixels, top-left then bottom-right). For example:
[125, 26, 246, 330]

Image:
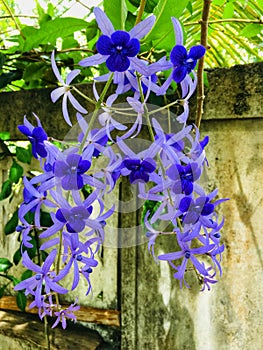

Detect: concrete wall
[0, 62, 262, 349]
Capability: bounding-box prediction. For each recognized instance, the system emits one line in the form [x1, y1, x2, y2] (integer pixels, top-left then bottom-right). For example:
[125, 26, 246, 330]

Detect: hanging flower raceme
[13, 6, 229, 330]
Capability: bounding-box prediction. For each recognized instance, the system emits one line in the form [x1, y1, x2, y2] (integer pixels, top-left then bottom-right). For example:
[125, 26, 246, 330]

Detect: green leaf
[0, 132, 10, 140]
[104, 0, 128, 30]
[23, 62, 47, 82]
[0, 258, 13, 272]
[239, 24, 263, 38]
[86, 19, 98, 42]
[144, 0, 188, 45]
[0, 180, 12, 200]
[4, 209, 18, 235]
[127, 0, 158, 13]
[16, 291, 27, 312]
[21, 269, 33, 281]
[9, 161, 23, 184]
[22, 18, 89, 52]
[213, 0, 225, 5]
[0, 53, 6, 69]
[16, 146, 32, 164]
[223, 2, 234, 18]
[13, 247, 22, 265]
[0, 71, 23, 89]
[40, 211, 53, 227]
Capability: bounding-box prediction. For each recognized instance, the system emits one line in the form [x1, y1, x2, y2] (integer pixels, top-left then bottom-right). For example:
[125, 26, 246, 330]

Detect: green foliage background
[0, 0, 262, 92]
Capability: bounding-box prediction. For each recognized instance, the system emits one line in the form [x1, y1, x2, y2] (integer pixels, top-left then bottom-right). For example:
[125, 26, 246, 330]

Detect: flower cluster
[14, 7, 227, 329]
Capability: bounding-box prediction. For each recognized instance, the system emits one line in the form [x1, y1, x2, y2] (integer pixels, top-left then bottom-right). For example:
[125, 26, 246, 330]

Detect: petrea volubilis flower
[53, 153, 91, 191]
[14, 250, 68, 307]
[18, 114, 47, 159]
[170, 44, 206, 83]
[51, 51, 88, 126]
[79, 7, 155, 76]
[157, 17, 206, 96]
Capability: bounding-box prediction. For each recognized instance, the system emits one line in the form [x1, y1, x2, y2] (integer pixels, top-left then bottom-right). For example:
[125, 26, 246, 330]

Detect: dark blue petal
[106, 53, 130, 72]
[111, 30, 130, 46]
[56, 209, 67, 223]
[183, 180, 193, 195]
[141, 158, 156, 173]
[35, 143, 47, 158]
[78, 160, 91, 174]
[201, 203, 214, 216]
[188, 45, 206, 60]
[172, 66, 187, 83]
[179, 196, 192, 213]
[96, 35, 113, 55]
[170, 45, 187, 65]
[18, 125, 31, 137]
[123, 159, 140, 170]
[125, 38, 140, 57]
[32, 127, 48, 141]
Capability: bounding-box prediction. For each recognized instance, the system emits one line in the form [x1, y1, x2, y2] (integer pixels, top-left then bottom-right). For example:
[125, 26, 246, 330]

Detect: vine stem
[185, 18, 263, 26]
[195, 0, 212, 129]
[78, 73, 114, 153]
[2, 0, 25, 39]
[135, 0, 147, 25]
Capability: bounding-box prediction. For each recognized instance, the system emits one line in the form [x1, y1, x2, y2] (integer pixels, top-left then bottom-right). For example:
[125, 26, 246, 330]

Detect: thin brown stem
[185, 18, 263, 26]
[195, 0, 212, 129]
[1, 0, 26, 40]
[135, 0, 147, 25]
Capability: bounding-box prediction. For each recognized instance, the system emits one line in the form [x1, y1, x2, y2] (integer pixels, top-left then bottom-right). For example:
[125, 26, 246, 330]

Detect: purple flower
[96, 30, 140, 72]
[170, 45, 206, 83]
[50, 51, 88, 126]
[18, 115, 47, 159]
[55, 205, 93, 233]
[52, 301, 80, 329]
[122, 158, 156, 184]
[79, 7, 156, 76]
[158, 230, 215, 288]
[14, 250, 68, 307]
[179, 196, 214, 225]
[19, 176, 56, 227]
[54, 232, 98, 291]
[53, 153, 91, 190]
[156, 17, 205, 95]
[166, 162, 201, 195]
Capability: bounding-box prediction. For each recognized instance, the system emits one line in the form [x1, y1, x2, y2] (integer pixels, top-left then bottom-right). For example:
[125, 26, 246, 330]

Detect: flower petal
[96, 35, 113, 55]
[189, 45, 206, 60]
[94, 7, 115, 36]
[79, 53, 107, 67]
[106, 53, 130, 72]
[171, 17, 184, 45]
[129, 15, 156, 39]
[170, 45, 187, 65]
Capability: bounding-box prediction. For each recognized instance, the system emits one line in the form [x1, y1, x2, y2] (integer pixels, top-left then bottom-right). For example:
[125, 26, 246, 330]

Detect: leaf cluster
[0, 0, 262, 92]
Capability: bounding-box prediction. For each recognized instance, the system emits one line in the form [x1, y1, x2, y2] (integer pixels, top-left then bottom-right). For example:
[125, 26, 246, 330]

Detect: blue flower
[18, 115, 47, 159]
[158, 227, 215, 288]
[53, 153, 91, 190]
[122, 158, 156, 184]
[170, 44, 206, 83]
[14, 250, 68, 307]
[55, 205, 93, 233]
[166, 162, 201, 195]
[50, 51, 88, 126]
[79, 7, 156, 76]
[179, 196, 214, 225]
[97, 31, 140, 72]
